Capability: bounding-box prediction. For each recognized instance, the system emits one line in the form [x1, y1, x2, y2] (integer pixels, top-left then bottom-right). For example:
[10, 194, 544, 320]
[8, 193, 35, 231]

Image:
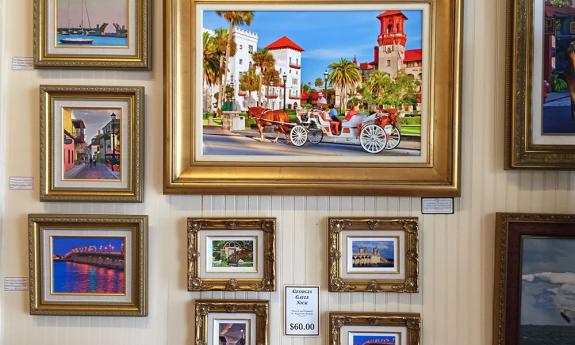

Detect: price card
[284, 285, 320, 336]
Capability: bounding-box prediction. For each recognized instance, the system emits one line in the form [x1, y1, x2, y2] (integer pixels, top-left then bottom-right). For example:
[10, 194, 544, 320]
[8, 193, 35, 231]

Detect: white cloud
[523, 272, 575, 324]
[523, 272, 575, 285]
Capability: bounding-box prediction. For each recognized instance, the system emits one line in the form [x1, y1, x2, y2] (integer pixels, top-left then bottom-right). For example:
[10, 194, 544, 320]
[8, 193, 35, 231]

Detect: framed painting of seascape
[328, 217, 419, 293]
[164, 0, 462, 196]
[195, 300, 269, 345]
[40, 85, 145, 202]
[28, 214, 148, 316]
[328, 312, 421, 345]
[493, 213, 575, 345]
[506, 0, 575, 168]
[187, 218, 276, 291]
[34, 0, 151, 69]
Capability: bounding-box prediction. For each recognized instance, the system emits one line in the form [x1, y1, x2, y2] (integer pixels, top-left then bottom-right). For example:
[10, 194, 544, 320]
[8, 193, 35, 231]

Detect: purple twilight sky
[57, 0, 128, 30]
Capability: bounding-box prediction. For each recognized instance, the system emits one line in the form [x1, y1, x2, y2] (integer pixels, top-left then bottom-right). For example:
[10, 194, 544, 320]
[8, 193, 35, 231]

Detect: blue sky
[520, 238, 575, 326]
[52, 237, 125, 256]
[351, 240, 394, 259]
[352, 335, 396, 345]
[203, 10, 423, 85]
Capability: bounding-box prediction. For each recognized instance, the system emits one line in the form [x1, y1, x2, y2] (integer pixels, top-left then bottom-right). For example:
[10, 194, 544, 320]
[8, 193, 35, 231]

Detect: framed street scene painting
[28, 214, 148, 316]
[329, 312, 421, 345]
[187, 218, 276, 291]
[34, 0, 151, 69]
[328, 217, 419, 293]
[40, 85, 145, 202]
[195, 300, 269, 345]
[493, 213, 575, 345]
[506, 0, 575, 168]
[164, 0, 463, 196]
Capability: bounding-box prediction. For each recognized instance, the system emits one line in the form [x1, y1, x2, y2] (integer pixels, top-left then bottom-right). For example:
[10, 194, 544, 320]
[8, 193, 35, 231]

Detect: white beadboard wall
[1, 0, 575, 344]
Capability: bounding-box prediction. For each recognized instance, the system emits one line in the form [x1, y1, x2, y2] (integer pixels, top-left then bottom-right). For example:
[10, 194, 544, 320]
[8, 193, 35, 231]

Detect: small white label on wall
[4, 277, 28, 291]
[9, 176, 33, 190]
[284, 285, 320, 336]
[421, 198, 455, 214]
[11, 57, 34, 70]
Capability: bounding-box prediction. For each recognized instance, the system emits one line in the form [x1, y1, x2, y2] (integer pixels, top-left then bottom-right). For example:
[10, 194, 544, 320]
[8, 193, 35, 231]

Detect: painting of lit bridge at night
[51, 236, 126, 295]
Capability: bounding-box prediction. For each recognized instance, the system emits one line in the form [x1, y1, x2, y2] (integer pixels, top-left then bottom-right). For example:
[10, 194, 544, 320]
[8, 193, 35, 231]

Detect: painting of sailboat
[56, 0, 129, 47]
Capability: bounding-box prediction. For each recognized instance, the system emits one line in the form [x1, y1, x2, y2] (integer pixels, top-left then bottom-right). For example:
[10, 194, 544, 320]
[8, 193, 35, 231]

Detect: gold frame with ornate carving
[163, 0, 463, 196]
[493, 213, 575, 345]
[187, 218, 276, 291]
[195, 300, 269, 345]
[34, 0, 151, 69]
[329, 312, 421, 345]
[28, 214, 148, 316]
[40, 85, 145, 202]
[505, 0, 575, 168]
[328, 217, 419, 293]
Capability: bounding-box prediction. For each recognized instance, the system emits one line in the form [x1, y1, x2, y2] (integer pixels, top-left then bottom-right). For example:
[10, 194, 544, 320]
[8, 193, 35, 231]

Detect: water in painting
[51, 236, 126, 294]
[56, 0, 129, 47]
[542, 3, 575, 134]
[62, 107, 121, 180]
[218, 321, 248, 345]
[350, 333, 397, 345]
[201, 9, 424, 158]
[520, 237, 575, 345]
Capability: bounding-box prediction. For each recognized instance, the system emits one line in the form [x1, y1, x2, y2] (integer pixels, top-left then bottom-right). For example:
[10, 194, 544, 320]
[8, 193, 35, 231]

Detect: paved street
[543, 92, 575, 133]
[203, 133, 420, 157]
[64, 163, 119, 180]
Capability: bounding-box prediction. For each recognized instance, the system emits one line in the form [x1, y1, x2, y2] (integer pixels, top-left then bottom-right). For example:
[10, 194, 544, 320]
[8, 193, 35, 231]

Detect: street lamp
[323, 70, 328, 105]
[282, 73, 287, 111]
[110, 113, 117, 167]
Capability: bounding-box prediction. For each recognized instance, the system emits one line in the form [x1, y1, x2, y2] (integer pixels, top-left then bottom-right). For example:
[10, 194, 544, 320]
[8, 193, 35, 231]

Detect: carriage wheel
[307, 128, 324, 144]
[290, 125, 308, 147]
[384, 125, 401, 150]
[360, 125, 387, 154]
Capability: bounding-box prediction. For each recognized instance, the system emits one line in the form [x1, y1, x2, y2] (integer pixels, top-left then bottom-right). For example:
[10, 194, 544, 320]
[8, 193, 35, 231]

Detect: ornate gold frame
[28, 214, 148, 316]
[163, 0, 463, 196]
[493, 212, 575, 345]
[195, 300, 269, 345]
[34, 0, 151, 69]
[187, 218, 276, 291]
[329, 312, 421, 345]
[328, 217, 419, 293]
[40, 85, 145, 202]
[505, 0, 575, 168]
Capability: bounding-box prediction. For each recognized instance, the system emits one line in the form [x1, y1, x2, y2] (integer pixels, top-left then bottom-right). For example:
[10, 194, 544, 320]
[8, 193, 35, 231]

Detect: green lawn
[400, 125, 421, 136]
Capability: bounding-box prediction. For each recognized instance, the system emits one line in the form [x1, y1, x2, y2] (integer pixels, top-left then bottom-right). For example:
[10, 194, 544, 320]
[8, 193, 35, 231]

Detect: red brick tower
[376, 11, 408, 77]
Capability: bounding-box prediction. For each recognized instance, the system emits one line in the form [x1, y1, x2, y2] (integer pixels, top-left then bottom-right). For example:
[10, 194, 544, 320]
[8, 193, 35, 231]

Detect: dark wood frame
[493, 213, 575, 345]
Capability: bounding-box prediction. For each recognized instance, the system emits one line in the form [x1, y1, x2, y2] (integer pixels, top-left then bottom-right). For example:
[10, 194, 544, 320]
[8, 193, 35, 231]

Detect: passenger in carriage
[344, 102, 366, 137]
[328, 104, 341, 135]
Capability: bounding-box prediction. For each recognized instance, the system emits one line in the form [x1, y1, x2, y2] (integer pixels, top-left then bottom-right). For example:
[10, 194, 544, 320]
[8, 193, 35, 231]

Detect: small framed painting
[328, 218, 419, 293]
[195, 300, 269, 345]
[187, 218, 276, 291]
[493, 213, 575, 345]
[28, 214, 148, 316]
[329, 312, 421, 345]
[40, 85, 145, 202]
[34, 0, 151, 69]
[506, 0, 575, 168]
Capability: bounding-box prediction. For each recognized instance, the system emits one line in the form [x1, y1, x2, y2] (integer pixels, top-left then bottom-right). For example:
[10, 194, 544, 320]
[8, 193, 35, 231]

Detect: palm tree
[239, 68, 260, 106]
[251, 48, 275, 106]
[314, 78, 324, 89]
[208, 29, 236, 113]
[262, 69, 280, 108]
[203, 31, 221, 111]
[216, 11, 254, 113]
[362, 71, 395, 107]
[327, 59, 361, 111]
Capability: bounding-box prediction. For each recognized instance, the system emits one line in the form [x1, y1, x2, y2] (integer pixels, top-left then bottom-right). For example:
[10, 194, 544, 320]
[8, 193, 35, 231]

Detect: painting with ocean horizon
[200, 8, 426, 160]
[51, 236, 126, 294]
[56, 0, 129, 47]
[520, 237, 575, 345]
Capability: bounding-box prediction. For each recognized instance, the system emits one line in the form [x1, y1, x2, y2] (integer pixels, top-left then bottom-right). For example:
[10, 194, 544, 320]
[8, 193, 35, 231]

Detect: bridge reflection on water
[53, 261, 125, 294]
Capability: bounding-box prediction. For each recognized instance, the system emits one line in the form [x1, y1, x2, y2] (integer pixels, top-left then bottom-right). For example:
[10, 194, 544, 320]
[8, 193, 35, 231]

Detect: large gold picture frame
[164, 0, 463, 196]
[506, 0, 575, 168]
[34, 0, 152, 69]
[195, 300, 269, 345]
[28, 214, 148, 316]
[187, 218, 276, 291]
[329, 312, 421, 345]
[328, 217, 419, 293]
[40, 85, 145, 202]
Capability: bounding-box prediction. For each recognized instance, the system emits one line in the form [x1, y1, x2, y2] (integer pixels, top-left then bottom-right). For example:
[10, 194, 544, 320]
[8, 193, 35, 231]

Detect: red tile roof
[266, 36, 304, 52]
[377, 10, 408, 19]
[404, 49, 422, 62]
[360, 62, 375, 70]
